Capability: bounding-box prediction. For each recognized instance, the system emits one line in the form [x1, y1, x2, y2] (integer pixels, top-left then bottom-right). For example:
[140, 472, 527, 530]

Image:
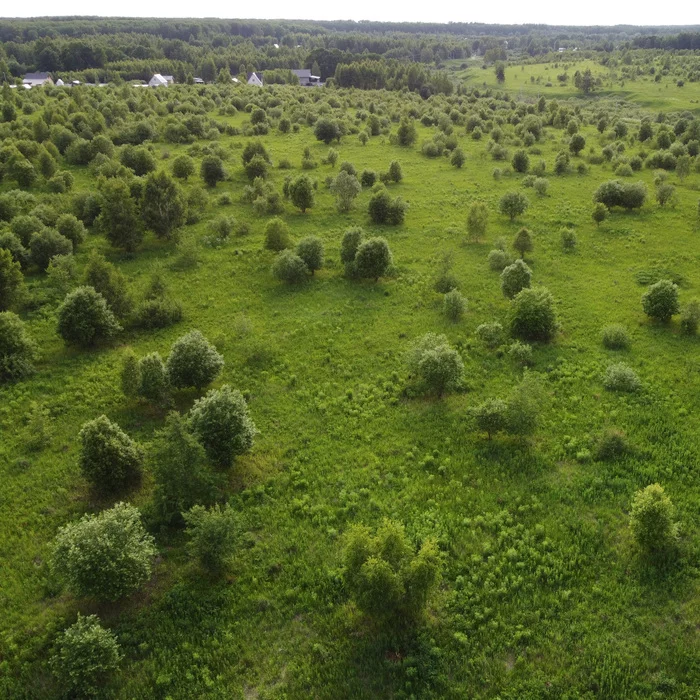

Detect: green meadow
[2, 61, 700, 698]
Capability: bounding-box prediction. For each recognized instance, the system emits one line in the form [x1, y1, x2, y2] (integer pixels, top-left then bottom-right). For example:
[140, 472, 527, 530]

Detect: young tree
[166, 330, 224, 390]
[120, 349, 141, 398]
[340, 226, 363, 276]
[0, 311, 36, 382]
[499, 191, 529, 221]
[451, 147, 466, 168]
[331, 171, 361, 212]
[184, 504, 236, 575]
[141, 170, 187, 239]
[512, 150, 529, 173]
[79, 415, 143, 493]
[501, 259, 532, 299]
[200, 155, 226, 187]
[509, 287, 558, 342]
[495, 63, 505, 83]
[512, 227, 533, 258]
[386, 160, 403, 183]
[569, 133, 586, 156]
[396, 118, 417, 147]
[138, 352, 170, 404]
[189, 385, 257, 467]
[354, 237, 392, 281]
[29, 229, 73, 272]
[272, 250, 309, 284]
[57, 287, 122, 347]
[51, 615, 122, 698]
[444, 289, 466, 321]
[642, 279, 679, 322]
[172, 154, 195, 180]
[592, 202, 608, 227]
[472, 398, 509, 439]
[630, 484, 678, 562]
[289, 175, 314, 213]
[314, 118, 340, 144]
[97, 178, 143, 252]
[55, 214, 86, 250]
[405, 333, 464, 397]
[296, 236, 324, 274]
[83, 252, 132, 319]
[466, 201, 488, 242]
[0, 248, 24, 310]
[264, 217, 291, 252]
[52, 502, 157, 601]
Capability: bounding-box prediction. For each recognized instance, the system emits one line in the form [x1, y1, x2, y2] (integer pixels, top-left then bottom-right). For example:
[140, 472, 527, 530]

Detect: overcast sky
[2, 2, 698, 28]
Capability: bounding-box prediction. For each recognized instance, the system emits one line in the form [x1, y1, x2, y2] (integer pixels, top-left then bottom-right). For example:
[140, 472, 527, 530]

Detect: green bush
[354, 237, 392, 281]
[679, 299, 700, 335]
[83, 252, 133, 319]
[630, 484, 678, 562]
[272, 250, 309, 284]
[509, 287, 558, 342]
[138, 352, 170, 403]
[601, 324, 630, 350]
[29, 228, 73, 272]
[55, 214, 86, 249]
[120, 349, 140, 398]
[508, 340, 533, 367]
[513, 227, 533, 258]
[79, 415, 143, 493]
[594, 180, 647, 210]
[499, 191, 529, 221]
[405, 332, 464, 396]
[603, 363, 641, 392]
[501, 259, 532, 299]
[184, 504, 236, 575]
[132, 297, 183, 329]
[264, 217, 291, 251]
[0, 248, 24, 310]
[488, 248, 511, 271]
[166, 330, 224, 390]
[52, 502, 157, 601]
[641, 279, 679, 322]
[57, 286, 122, 347]
[296, 236, 324, 274]
[471, 398, 509, 439]
[0, 311, 37, 382]
[51, 614, 122, 698]
[340, 226, 364, 274]
[595, 428, 629, 461]
[475, 321, 505, 348]
[560, 228, 577, 252]
[189, 385, 257, 467]
[444, 289, 467, 321]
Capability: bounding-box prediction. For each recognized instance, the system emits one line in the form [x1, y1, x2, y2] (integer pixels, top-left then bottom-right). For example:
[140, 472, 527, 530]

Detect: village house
[247, 72, 263, 87]
[292, 69, 322, 87]
[148, 73, 174, 87]
[22, 72, 53, 87]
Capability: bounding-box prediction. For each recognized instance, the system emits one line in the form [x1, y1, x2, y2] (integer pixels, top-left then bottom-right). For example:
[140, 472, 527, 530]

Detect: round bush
[475, 321, 504, 349]
[138, 352, 170, 403]
[166, 330, 224, 390]
[500, 259, 532, 299]
[0, 311, 37, 382]
[296, 236, 324, 274]
[509, 287, 558, 342]
[30, 228, 73, 272]
[603, 363, 641, 392]
[488, 249, 511, 271]
[354, 237, 392, 281]
[52, 502, 157, 601]
[444, 289, 467, 321]
[601, 324, 630, 350]
[79, 415, 143, 492]
[630, 484, 678, 560]
[272, 250, 309, 284]
[641, 279, 679, 322]
[405, 333, 464, 396]
[264, 217, 291, 251]
[57, 286, 122, 347]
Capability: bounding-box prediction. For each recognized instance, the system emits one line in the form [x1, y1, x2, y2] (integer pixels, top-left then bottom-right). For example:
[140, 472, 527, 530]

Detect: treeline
[633, 32, 700, 51]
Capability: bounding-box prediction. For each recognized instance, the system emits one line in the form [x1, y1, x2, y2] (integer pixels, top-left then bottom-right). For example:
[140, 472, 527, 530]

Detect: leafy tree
[289, 175, 314, 213]
[120, 349, 140, 398]
[656, 183, 675, 207]
[331, 170, 361, 212]
[244, 154, 269, 181]
[0, 311, 36, 382]
[184, 504, 236, 575]
[472, 398, 509, 439]
[574, 67, 595, 94]
[78, 415, 143, 493]
[151, 412, 217, 526]
[166, 330, 224, 390]
[314, 118, 340, 144]
[680, 299, 700, 335]
[52, 502, 157, 601]
[340, 226, 364, 275]
[592, 202, 608, 227]
[97, 178, 143, 252]
[512, 227, 533, 258]
[494, 63, 505, 83]
[296, 236, 324, 274]
[510, 287, 558, 342]
[272, 250, 308, 284]
[200, 155, 226, 187]
[444, 289, 466, 321]
[172, 154, 195, 180]
[264, 217, 291, 251]
[0, 248, 24, 309]
[569, 133, 586, 155]
[466, 201, 488, 242]
[450, 147, 466, 168]
[594, 180, 646, 210]
[343, 519, 441, 627]
[57, 286, 122, 347]
[189, 385, 257, 468]
[512, 150, 529, 173]
[396, 119, 417, 147]
[141, 170, 187, 239]
[83, 252, 132, 319]
[501, 259, 532, 299]
[355, 237, 392, 281]
[55, 214, 86, 249]
[51, 615, 122, 698]
[642, 279, 679, 322]
[29, 229, 73, 272]
[138, 352, 170, 404]
[386, 160, 403, 183]
[368, 186, 406, 225]
[405, 332, 464, 397]
[630, 484, 678, 562]
[499, 191, 529, 221]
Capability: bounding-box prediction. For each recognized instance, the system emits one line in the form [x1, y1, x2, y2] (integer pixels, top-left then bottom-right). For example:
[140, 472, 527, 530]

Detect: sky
[1, 1, 698, 28]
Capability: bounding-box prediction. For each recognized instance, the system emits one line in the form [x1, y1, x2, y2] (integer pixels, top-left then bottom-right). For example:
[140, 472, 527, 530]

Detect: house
[148, 73, 174, 87]
[247, 72, 263, 87]
[22, 72, 53, 87]
[193, 77, 205, 84]
[292, 69, 321, 87]
[55, 78, 65, 86]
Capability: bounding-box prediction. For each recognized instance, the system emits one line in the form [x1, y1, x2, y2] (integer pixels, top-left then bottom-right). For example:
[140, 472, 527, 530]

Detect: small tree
[57, 287, 122, 347]
[501, 259, 532, 299]
[405, 333, 464, 397]
[200, 155, 226, 187]
[512, 150, 529, 173]
[289, 175, 314, 213]
[83, 252, 132, 319]
[630, 484, 678, 562]
[0, 248, 24, 310]
[189, 385, 257, 467]
[343, 520, 441, 627]
[512, 228, 533, 258]
[273, 250, 309, 284]
[679, 299, 700, 335]
[450, 148, 466, 168]
[184, 504, 236, 575]
[340, 226, 363, 276]
[29, 229, 73, 272]
[120, 349, 140, 397]
[656, 183, 675, 207]
[51, 615, 122, 698]
[141, 170, 187, 239]
[510, 287, 558, 342]
[466, 201, 488, 242]
[396, 119, 417, 147]
[569, 133, 586, 155]
[0, 311, 36, 382]
[79, 415, 143, 493]
[641, 279, 679, 322]
[354, 237, 392, 281]
[296, 236, 324, 274]
[444, 289, 466, 321]
[472, 398, 508, 439]
[314, 118, 340, 144]
[592, 202, 608, 227]
[499, 191, 529, 221]
[264, 217, 291, 251]
[387, 160, 403, 183]
[97, 178, 143, 252]
[138, 352, 170, 404]
[166, 330, 224, 390]
[52, 502, 157, 601]
[172, 154, 195, 180]
[331, 171, 361, 212]
[55, 214, 86, 249]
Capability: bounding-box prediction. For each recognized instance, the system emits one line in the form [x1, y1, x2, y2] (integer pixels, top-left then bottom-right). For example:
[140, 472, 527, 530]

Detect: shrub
[472, 398, 509, 439]
[51, 615, 122, 697]
[331, 171, 361, 213]
[52, 502, 156, 601]
[0, 248, 24, 310]
[138, 352, 170, 403]
[172, 154, 195, 179]
[475, 321, 505, 348]
[296, 236, 324, 274]
[166, 330, 224, 390]
[189, 385, 257, 467]
[79, 415, 143, 493]
[630, 484, 678, 561]
[595, 428, 628, 461]
[466, 201, 488, 242]
[57, 287, 122, 347]
[533, 177, 549, 196]
[83, 252, 132, 319]
[501, 259, 532, 299]
[29, 228, 73, 272]
[405, 333, 464, 396]
[55, 214, 86, 249]
[510, 287, 558, 342]
[340, 226, 363, 275]
[0, 311, 36, 382]
[387, 160, 403, 183]
[368, 186, 406, 225]
[603, 363, 641, 392]
[272, 250, 309, 284]
[488, 249, 511, 271]
[264, 217, 291, 251]
[444, 289, 466, 321]
[512, 150, 529, 173]
[132, 297, 183, 330]
[601, 324, 630, 350]
[0, 231, 29, 269]
[679, 299, 700, 335]
[360, 170, 377, 187]
[499, 191, 529, 221]
[354, 237, 392, 281]
[513, 228, 533, 258]
[451, 148, 466, 168]
[508, 340, 533, 367]
[184, 504, 236, 575]
[314, 118, 340, 144]
[289, 174, 315, 213]
[656, 183, 675, 207]
[120, 350, 140, 398]
[343, 520, 441, 627]
[641, 279, 679, 322]
[593, 180, 647, 210]
[560, 228, 577, 252]
[200, 155, 226, 187]
[592, 202, 608, 226]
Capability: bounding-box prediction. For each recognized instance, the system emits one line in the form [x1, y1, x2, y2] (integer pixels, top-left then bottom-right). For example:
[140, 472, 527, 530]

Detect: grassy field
[2, 68, 700, 698]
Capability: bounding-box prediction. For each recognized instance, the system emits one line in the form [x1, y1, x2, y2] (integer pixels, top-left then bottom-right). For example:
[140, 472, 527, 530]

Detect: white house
[247, 72, 263, 87]
[292, 69, 322, 87]
[148, 73, 174, 87]
[22, 72, 53, 87]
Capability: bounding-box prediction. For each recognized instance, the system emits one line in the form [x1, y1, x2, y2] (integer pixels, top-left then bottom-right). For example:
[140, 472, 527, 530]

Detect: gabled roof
[247, 71, 263, 82]
[292, 69, 311, 78]
[23, 72, 51, 81]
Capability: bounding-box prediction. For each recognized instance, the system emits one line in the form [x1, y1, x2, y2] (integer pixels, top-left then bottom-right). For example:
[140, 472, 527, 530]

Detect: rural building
[247, 72, 264, 86]
[22, 72, 53, 87]
[148, 73, 174, 87]
[292, 69, 322, 87]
